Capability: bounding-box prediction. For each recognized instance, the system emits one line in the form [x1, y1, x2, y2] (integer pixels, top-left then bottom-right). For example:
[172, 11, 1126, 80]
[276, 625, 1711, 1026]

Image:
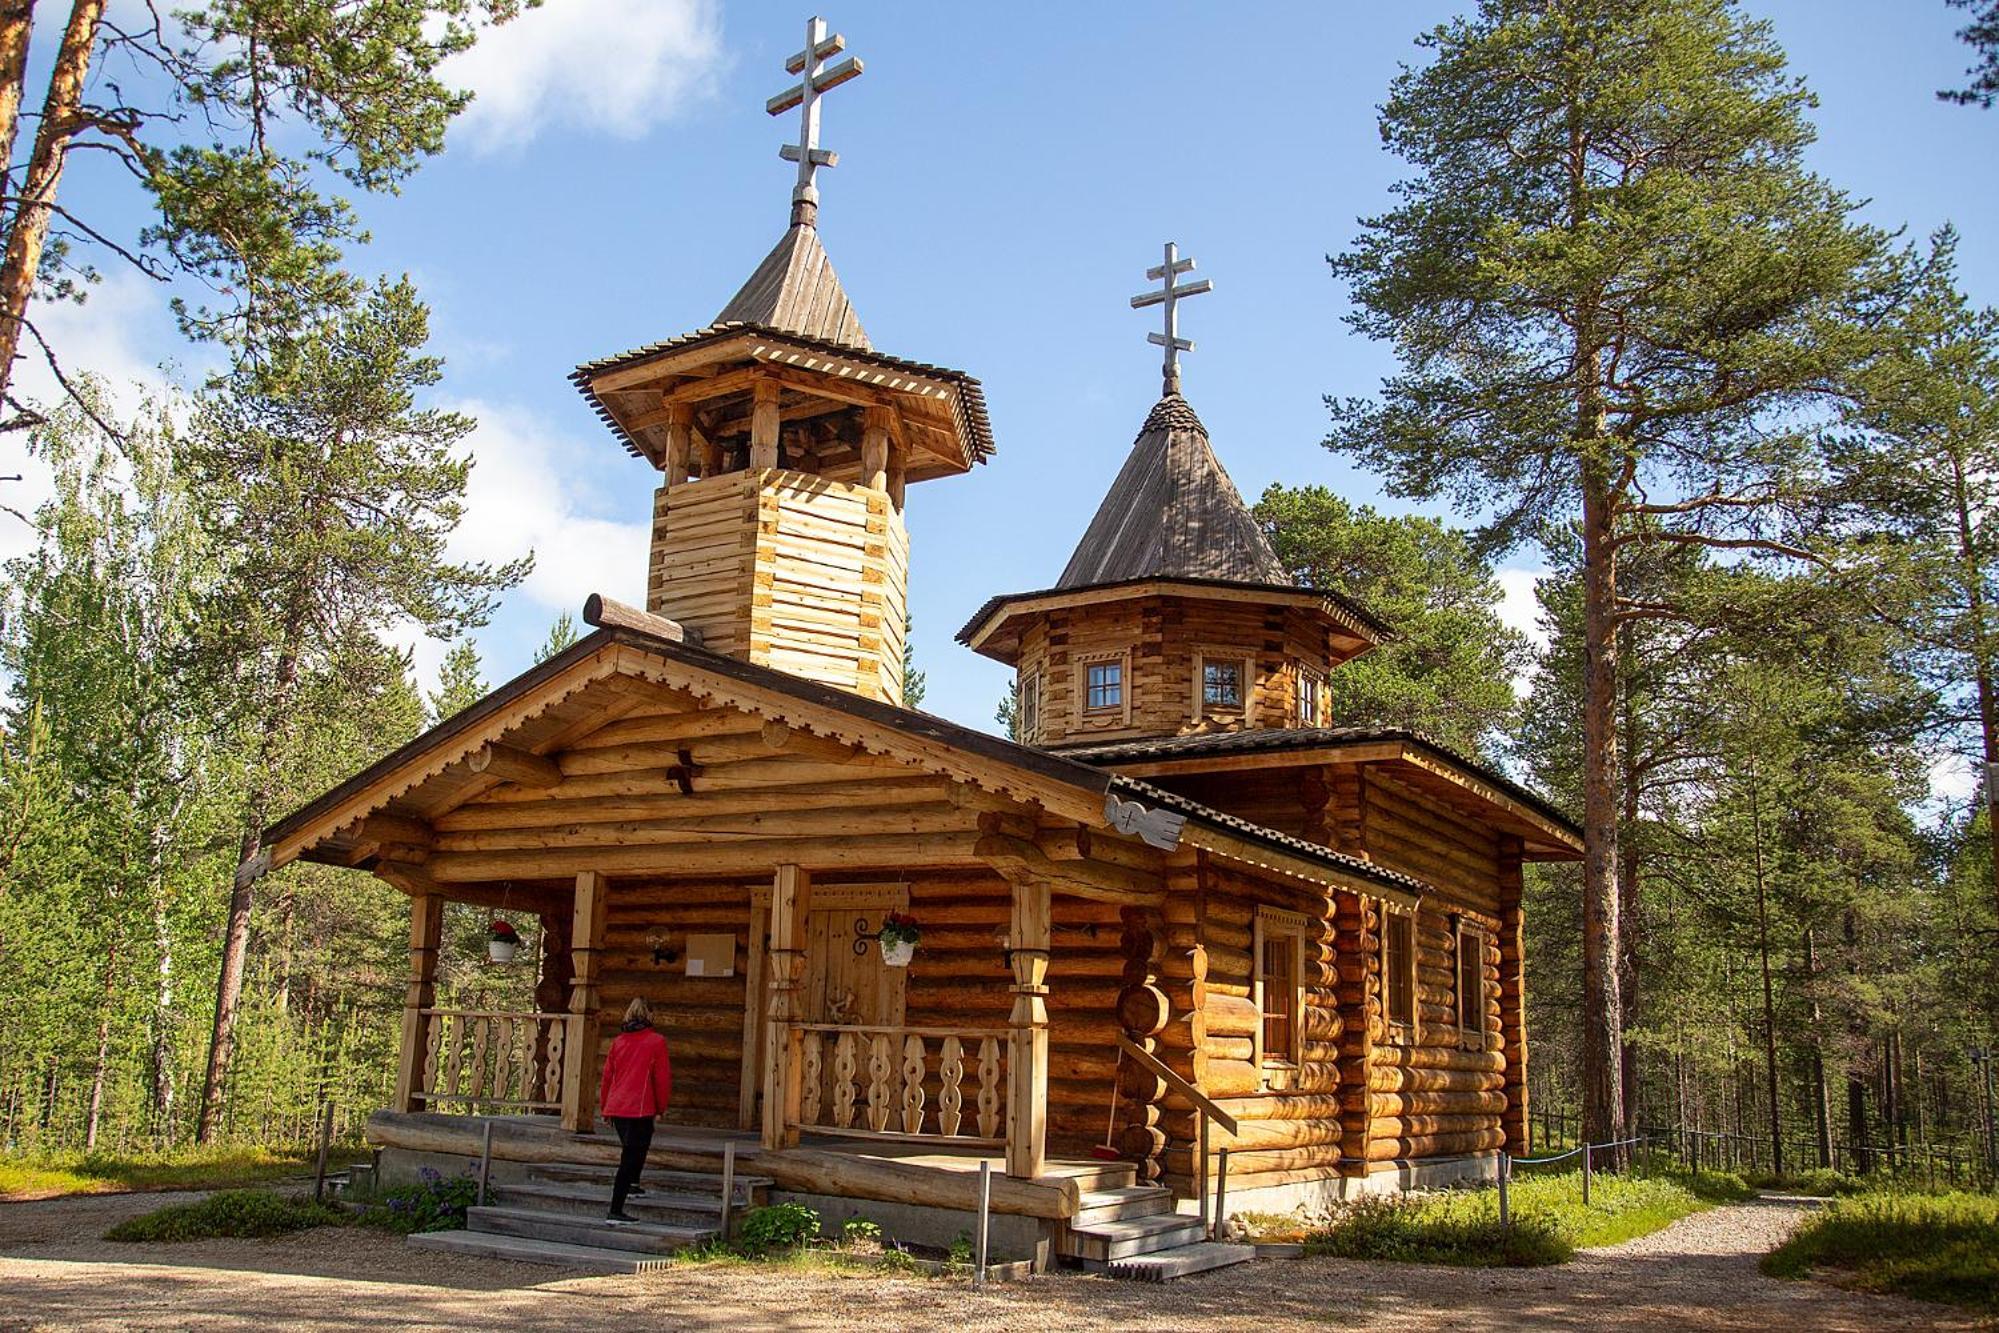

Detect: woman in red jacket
[599, 996, 673, 1222]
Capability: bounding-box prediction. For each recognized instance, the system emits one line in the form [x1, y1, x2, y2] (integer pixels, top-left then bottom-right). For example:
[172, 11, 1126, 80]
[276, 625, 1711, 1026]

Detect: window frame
[1253, 906, 1313, 1079]
[1456, 921, 1489, 1049]
[1192, 649, 1253, 718]
[1074, 648, 1132, 725]
[1017, 668, 1041, 743]
[1296, 665, 1326, 727]
[1380, 906, 1419, 1042]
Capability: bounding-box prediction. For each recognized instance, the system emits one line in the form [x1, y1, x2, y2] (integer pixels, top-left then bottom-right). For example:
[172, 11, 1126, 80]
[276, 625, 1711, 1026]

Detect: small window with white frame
[1456, 921, 1488, 1048]
[1381, 906, 1418, 1039]
[1297, 666, 1326, 727]
[1076, 649, 1131, 723]
[1254, 907, 1312, 1076]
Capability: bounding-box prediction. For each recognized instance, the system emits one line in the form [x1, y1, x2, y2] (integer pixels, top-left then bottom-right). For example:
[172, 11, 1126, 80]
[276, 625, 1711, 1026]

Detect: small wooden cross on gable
[767, 14, 865, 227]
[1129, 241, 1213, 397]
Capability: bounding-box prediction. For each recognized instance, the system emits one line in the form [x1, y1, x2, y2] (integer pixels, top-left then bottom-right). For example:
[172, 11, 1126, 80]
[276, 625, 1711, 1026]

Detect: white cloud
[1494, 565, 1548, 697]
[444, 0, 726, 154]
[1928, 753, 1980, 806]
[444, 396, 648, 613]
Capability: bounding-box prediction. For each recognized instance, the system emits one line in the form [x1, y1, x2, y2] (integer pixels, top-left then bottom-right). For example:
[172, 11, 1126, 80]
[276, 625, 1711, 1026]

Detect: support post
[1498, 1151, 1511, 1228]
[313, 1100, 335, 1203]
[393, 890, 443, 1112]
[749, 378, 781, 471]
[561, 870, 608, 1132]
[1005, 877, 1051, 1179]
[761, 864, 811, 1149]
[1582, 1141, 1593, 1206]
[861, 406, 891, 493]
[1213, 1145, 1229, 1240]
[662, 402, 693, 485]
[1198, 1115, 1210, 1234]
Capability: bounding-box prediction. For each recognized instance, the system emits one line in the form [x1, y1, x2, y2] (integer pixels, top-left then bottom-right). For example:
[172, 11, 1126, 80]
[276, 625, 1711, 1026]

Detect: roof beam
[466, 743, 564, 789]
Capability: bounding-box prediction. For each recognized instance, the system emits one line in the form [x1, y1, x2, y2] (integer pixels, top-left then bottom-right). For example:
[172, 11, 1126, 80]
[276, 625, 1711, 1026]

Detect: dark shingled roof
[1050, 725, 1581, 842]
[1056, 394, 1290, 589]
[714, 224, 869, 350]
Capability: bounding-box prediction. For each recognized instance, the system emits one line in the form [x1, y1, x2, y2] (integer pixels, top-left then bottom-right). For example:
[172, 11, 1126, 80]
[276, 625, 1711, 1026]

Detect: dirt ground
[0, 1189, 1982, 1331]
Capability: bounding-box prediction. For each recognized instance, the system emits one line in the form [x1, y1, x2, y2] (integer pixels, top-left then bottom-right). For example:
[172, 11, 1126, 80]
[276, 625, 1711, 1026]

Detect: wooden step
[1072, 1185, 1174, 1227]
[1047, 1162, 1139, 1192]
[407, 1228, 674, 1274]
[1056, 1211, 1207, 1262]
[1106, 1241, 1257, 1282]
[527, 1162, 771, 1204]
[468, 1205, 713, 1255]
[497, 1180, 730, 1228]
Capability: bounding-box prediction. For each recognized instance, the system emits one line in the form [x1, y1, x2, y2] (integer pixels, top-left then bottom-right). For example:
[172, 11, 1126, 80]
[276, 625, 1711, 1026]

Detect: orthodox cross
[1129, 241, 1213, 397]
[766, 15, 865, 227]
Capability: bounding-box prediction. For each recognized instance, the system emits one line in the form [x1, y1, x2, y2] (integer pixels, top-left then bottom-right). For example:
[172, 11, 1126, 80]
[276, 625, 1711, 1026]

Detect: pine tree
[428, 641, 486, 724]
[1943, 0, 1999, 107]
[182, 279, 529, 1140]
[532, 611, 579, 664]
[1333, 0, 1900, 1148]
[1255, 484, 1528, 755]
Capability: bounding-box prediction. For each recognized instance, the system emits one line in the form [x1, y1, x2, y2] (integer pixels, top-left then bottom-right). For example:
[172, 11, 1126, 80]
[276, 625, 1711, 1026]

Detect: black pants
[609, 1114, 654, 1215]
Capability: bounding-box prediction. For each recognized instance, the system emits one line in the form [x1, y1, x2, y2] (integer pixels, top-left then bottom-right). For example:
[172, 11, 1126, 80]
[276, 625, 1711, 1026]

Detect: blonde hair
[624, 996, 652, 1026]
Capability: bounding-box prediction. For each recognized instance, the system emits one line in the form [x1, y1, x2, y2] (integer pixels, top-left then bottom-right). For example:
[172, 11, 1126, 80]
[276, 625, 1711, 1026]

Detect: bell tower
[571, 15, 992, 704]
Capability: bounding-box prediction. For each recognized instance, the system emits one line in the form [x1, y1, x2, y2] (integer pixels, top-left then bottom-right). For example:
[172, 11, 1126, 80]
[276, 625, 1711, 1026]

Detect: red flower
[489, 920, 520, 942]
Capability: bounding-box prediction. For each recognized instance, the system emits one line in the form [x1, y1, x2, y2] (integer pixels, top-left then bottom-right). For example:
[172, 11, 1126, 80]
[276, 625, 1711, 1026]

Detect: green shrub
[839, 1216, 882, 1247]
[355, 1167, 480, 1235]
[1742, 1167, 1865, 1197]
[736, 1201, 820, 1253]
[2, 1144, 360, 1200]
[1763, 1191, 1999, 1310]
[104, 1189, 345, 1242]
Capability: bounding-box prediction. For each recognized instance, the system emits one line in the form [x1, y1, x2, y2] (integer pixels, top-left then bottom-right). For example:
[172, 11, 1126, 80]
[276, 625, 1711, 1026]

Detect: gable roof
[260, 620, 1429, 904]
[1057, 394, 1289, 589]
[714, 224, 869, 350]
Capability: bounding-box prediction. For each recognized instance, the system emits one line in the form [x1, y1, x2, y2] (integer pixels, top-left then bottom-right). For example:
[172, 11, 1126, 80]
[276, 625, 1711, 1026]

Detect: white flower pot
[488, 939, 518, 964]
[880, 938, 915, 968]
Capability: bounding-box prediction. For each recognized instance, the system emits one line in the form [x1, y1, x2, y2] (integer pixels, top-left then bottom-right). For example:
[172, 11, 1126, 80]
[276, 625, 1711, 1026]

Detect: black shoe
[605, 1212, 635, 1225]
[628, 1185, 648, 1197]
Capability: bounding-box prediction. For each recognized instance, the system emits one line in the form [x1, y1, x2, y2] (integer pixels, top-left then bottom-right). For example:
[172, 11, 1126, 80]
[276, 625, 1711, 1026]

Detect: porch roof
[261, 611, 1429, 904]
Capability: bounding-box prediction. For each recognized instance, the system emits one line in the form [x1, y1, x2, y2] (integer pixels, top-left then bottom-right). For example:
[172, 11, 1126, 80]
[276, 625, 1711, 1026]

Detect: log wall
[650, 468, 909, 704]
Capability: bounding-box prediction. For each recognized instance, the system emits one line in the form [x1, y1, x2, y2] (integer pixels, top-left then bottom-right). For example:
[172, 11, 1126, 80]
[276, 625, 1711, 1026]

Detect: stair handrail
[1116, 1034, 1237, 1239]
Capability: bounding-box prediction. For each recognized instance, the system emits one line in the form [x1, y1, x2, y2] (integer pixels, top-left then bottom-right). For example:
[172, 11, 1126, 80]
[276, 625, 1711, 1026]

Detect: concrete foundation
[1204, 1153, 1501, 1221]
[773, 1189, 1055, 1268]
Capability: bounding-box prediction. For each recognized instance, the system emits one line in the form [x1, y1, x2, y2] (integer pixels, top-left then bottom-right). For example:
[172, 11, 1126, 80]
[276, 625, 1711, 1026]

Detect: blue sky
[11, 0, 1994, 757]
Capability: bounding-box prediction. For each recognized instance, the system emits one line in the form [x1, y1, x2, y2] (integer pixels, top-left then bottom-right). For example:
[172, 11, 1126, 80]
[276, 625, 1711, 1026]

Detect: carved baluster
[443, 1015, 465, 1102]
[833, 1032, 858, 1129]
[938, 1036, 965, 1136]
[976, 1036, 1002, 1139]
[543, 1021, 565, 1105]
[867, 1033, 893, 1133]
[470, 1018, 491, 1099]
[421, 1014, 441, 1103]
[800, 1032, 824, 1128]
[900, 1034, 927, 1135]
[497, 1018, 517, 1103]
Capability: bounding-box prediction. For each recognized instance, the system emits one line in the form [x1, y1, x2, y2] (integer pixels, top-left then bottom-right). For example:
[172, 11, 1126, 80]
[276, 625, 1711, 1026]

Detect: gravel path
[0, 1189, 1982, 1330]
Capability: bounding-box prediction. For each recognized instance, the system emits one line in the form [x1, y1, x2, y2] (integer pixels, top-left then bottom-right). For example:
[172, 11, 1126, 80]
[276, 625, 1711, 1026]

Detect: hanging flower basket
[488, 919, 520, 964]
[878, 912, 920, 967]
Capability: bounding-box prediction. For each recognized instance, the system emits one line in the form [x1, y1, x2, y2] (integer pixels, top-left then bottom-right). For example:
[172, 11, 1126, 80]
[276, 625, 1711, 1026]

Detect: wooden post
[393, 891, 443, 1113]
[861, 406, 891, 493]
[1005, 877, 1051, 1179]
[561, 870, 608, 1132]
[312, 1100, 335, 1203]
[738, 900, 769, 1130]
[1498, 1151, 1511, 1228]
[1197, 1115, 1210, 1233]
[761, 864, 811, 1149]
[1497, 837, 1530, 1156]
[1213, 1145, 1229, 1240]
[975, 1159, 991, 1285]
[1582, 1141, 1593, 1206]
[886, 440, 906, 512]
[719, 1140, 737, 1240]
[663, 402, 693, 485]
[749, 378, 781, 471]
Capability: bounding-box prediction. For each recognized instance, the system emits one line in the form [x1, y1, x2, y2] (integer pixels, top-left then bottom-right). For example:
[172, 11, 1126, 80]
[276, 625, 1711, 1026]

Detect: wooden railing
[790, 1023, 1008, 1145]
[415, 1009, 568, 1113]
[1118, 1034, 1239, 1235]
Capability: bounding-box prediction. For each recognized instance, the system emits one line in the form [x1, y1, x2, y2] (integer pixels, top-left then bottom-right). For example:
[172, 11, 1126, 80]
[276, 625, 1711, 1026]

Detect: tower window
[1297, 668, 1325, 727]
[1202, 660, 1242, 708]
[1018, 670, 1041, 742]
[1085, 660, 1123, 711]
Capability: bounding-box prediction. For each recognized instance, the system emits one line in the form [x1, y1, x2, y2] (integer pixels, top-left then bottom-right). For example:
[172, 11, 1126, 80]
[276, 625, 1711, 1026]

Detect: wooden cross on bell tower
[766, 15, 865, 228]
[1129, 241, 1213, 397]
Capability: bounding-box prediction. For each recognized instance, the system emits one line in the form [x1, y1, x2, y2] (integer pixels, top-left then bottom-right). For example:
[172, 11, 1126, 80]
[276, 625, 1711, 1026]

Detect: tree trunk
[1948, 452, 1999, 921]
[0, 3, 37, 198]
[1618, 626, 1641, 1139]
[84, 936, 119, 1151]
[1748, 765, 1782, 1178]
[1579, 453, 1626, 1156]
[195, 649, 299, 1142]
[0, 0, 104, 411]
[1805, 927, 1832, 1169]
[150, 888, 175, 1144]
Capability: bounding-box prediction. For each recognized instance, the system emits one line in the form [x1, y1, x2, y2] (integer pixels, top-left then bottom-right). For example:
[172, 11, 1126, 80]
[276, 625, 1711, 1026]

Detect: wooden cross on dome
[1129, 241, 1213, 397]
[766, 15, 865, 228]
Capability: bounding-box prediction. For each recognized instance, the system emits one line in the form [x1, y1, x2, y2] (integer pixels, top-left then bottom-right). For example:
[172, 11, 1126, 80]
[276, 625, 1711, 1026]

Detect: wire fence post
[974, 1159, 991, 1286]
[1581, 1141, 1593, 1207]
[1197, 1117, 1211, 1236]
[476, 1120, 493, 1207]
[1497, 1151, 1511, 1229]
[312, 1101, 335, 1204]
[719, 1141, 737, 1243]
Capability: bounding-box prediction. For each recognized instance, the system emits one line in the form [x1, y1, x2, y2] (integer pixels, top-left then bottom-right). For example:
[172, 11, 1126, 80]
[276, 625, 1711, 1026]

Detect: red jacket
[599, 1024, 673, 1119]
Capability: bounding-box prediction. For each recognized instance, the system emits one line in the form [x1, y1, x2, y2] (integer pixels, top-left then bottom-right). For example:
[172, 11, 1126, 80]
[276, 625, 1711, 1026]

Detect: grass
[1285, 1166, 1753, 1268]
[1763, 1189, 1999, 1311]
[102, 1189, 347, 1243]
[0, 1144, 367, 1201]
